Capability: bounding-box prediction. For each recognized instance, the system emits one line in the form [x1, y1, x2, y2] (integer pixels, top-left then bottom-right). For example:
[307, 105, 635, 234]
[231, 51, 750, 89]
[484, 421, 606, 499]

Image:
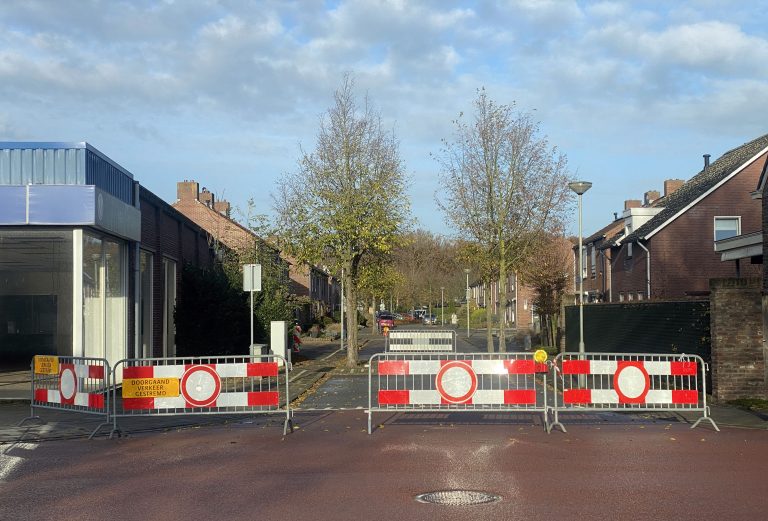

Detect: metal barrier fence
[549, 352, 718, 433]
[385, 329, 456, 352]
[110, 354, 293, 437]
[368, 352, 548, 433]
[19, 355, 111, 439]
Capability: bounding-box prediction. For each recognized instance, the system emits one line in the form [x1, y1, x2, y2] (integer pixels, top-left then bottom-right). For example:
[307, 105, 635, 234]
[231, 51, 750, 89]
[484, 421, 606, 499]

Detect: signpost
[243, 264, 262, 352]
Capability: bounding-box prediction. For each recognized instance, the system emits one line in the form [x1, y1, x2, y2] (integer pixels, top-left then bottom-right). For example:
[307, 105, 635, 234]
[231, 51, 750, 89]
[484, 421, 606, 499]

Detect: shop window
[0, 230, 73, 368]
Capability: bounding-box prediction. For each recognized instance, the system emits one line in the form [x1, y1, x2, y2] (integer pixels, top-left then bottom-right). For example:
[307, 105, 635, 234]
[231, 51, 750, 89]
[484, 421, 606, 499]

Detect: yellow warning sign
[534, 349, 548, 364]
[122, 378, 180, 398]
[34, 356, 59, 375]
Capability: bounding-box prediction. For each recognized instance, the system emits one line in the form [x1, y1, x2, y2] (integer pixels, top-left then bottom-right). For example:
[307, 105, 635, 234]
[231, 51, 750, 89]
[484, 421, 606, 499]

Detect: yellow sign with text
[122, 378, 180, 398]
[34, 356, 59, 375]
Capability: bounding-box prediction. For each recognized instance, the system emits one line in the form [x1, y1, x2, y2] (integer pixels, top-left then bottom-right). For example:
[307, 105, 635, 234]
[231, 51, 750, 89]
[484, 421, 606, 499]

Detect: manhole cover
[415, 490, 501, 506]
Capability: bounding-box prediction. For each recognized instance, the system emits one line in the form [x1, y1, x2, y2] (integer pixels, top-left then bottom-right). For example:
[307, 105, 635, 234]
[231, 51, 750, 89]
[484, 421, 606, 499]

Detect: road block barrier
[367, 352, 548, 433]
[19, 355, 111, 439]
[385, 329, 456, 352]
[549, 353, 718, 432]
[111, 354, 293, 437]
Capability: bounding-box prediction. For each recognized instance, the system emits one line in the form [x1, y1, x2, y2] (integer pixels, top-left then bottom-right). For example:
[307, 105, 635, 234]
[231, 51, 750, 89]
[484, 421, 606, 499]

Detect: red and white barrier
[550, 353, 718, 432]
[121, 363, 279, 410]
[111, 355, 292, 437]
[560, 359, 698, 405]
[368, 353, 548, 433]
[21, 356, 112, 439]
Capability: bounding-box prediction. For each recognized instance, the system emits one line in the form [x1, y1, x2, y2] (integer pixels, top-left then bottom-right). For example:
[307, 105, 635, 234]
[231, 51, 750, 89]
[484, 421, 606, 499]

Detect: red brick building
[137, 186, 215, 358]
[172, 181, 339, 324]
[592, 135, 768, 301]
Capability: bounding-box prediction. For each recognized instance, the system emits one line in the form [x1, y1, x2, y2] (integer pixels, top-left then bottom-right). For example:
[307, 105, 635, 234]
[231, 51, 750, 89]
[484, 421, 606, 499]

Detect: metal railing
[110, 354, 293, 437]
[19, 355, 111, 439]
[385, 329, 456, 352]
[549, 352, 718, 432]
[367, 352, 548, 433]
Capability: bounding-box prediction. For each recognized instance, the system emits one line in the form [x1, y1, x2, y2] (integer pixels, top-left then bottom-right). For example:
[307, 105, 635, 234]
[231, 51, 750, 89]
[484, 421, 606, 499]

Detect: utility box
[270, 321, 290, 366]
[249, 344, 268, 357]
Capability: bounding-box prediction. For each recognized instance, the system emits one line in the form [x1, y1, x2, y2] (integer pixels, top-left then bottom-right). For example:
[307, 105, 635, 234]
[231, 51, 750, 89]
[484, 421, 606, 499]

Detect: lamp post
[464, 268, 471, 338]
[440, 287, 445, 325]
[568, 181, 592, 355]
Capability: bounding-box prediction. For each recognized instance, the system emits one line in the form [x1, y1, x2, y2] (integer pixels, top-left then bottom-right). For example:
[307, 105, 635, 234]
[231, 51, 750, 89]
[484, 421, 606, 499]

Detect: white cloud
[1, 0, 768, 235]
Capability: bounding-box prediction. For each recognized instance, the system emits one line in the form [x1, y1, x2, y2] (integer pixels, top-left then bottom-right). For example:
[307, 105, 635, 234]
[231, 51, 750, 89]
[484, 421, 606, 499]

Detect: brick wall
[710, 278, 767, 400]
[138, 187, 214, 357]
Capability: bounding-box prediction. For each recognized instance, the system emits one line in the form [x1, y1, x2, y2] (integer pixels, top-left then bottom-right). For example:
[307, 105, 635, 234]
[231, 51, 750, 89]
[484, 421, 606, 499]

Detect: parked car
[377, 313, 395, 332]
[423, 314, 437, 325]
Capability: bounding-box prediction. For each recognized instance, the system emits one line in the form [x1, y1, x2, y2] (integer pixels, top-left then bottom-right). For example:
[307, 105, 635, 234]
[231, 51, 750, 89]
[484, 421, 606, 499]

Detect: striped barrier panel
[385, 329, 456, 352]
[549, 353, 718, 433]
[367, 352, 548, 433]
[19, 356, 111, 439]
[111, 354, 292, 437]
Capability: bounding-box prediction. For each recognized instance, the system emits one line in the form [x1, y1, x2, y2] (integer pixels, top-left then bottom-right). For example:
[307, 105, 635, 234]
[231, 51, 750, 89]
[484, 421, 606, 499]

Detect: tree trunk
[345, 269, 358, 367]
[485, 282, 494, 353]
[370, 294, 376, 335]
[498, 238, 507, 353]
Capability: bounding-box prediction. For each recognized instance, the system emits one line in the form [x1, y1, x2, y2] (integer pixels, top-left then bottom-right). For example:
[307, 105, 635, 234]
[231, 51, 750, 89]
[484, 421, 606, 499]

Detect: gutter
[636, 241, 651, 298]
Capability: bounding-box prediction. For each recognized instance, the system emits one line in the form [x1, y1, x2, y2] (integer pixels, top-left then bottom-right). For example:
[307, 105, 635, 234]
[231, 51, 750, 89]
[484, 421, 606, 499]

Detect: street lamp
[569, 180, 592, 355]
[464, 268, 471, 338]
[440, 287, 445, 325]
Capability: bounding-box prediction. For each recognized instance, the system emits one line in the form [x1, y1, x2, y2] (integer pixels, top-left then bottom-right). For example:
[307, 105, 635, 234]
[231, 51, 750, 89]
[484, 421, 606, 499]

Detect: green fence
[564, 300, 711, 361]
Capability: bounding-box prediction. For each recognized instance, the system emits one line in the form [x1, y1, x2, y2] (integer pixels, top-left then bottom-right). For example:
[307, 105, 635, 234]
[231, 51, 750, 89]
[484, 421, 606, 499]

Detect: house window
[627, 292, 634, 301]
[627, 242, 633, 258]
[714, 217, 740, 242]
[637, 292, 644, 301]
[619, 293, 625, 302]
[590, 246, 597, 278]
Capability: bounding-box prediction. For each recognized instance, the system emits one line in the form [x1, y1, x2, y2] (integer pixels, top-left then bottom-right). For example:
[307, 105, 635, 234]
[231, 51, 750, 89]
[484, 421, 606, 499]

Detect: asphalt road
[0, 410, 762, 521]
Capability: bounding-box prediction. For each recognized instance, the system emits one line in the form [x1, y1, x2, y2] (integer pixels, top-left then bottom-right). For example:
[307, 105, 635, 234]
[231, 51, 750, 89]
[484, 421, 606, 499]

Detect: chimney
[624, 199, 642, 210]
[644, 190, 660, 206]
[214, 200, 231, 217]
[200, 187, 215, 208]
[613, 212, 618, 220]
[177, 180, 199, 202]
[703, 154, 711, 170]
[664, 179, 685, 197]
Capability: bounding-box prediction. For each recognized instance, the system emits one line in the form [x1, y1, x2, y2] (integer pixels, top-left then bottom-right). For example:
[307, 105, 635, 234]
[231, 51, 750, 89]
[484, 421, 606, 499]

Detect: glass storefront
[82, 232, 126, 365]
[0, 229, 128, 372]
[0, 230, 73, 369]
[140, 250, 153, 358]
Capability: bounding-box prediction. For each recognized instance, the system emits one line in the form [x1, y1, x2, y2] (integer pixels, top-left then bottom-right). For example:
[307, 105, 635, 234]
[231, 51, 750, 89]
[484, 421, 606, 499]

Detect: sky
[2, 0, 768, 237]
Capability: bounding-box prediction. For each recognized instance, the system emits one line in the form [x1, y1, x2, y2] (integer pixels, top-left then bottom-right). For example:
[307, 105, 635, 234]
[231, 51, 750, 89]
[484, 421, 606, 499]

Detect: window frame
[713, 216, 741, 245]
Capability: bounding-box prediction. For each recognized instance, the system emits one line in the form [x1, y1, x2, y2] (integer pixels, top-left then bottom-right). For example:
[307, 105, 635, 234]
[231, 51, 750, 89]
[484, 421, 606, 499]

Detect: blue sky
[2, 0, 768, 237]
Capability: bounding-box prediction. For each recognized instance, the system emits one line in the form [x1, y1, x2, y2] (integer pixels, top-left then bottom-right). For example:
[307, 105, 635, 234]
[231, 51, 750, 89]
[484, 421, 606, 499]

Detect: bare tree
[519, 235, 574, 348]
[436, 88, 572, 352]
[391, 230, 464, 310]
[274, 74, 410, 367]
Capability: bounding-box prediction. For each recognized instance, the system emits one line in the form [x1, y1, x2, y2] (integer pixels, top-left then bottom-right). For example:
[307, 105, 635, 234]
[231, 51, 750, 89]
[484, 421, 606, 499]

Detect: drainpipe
[636, 241, 651, 298]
